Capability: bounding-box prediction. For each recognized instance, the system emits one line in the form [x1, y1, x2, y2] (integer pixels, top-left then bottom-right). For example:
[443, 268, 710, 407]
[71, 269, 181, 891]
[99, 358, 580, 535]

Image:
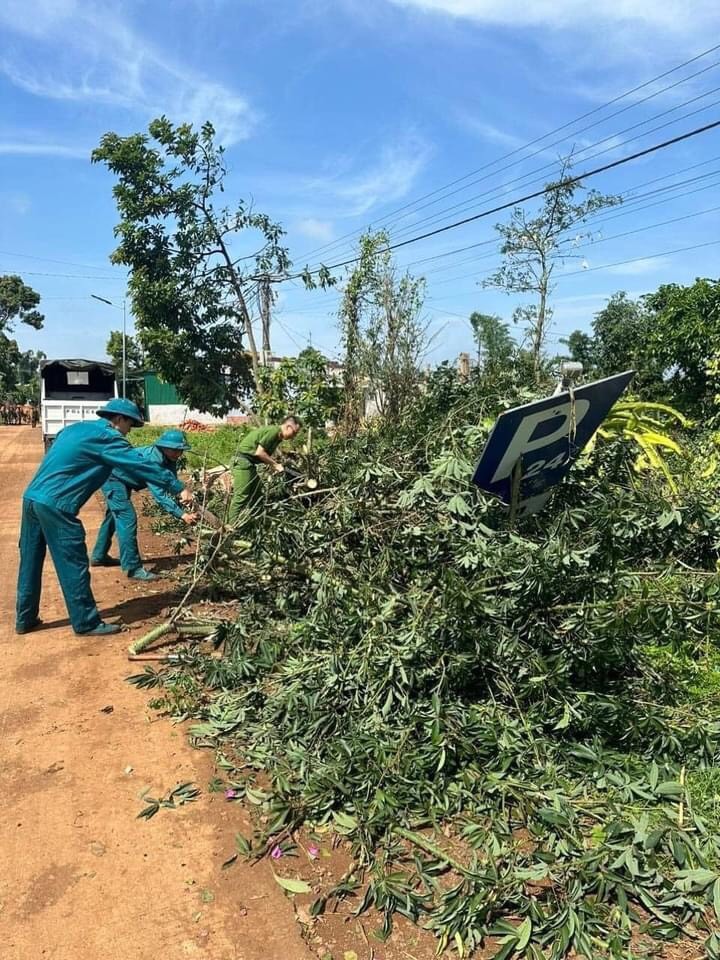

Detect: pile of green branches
[140, 374, 720, 957]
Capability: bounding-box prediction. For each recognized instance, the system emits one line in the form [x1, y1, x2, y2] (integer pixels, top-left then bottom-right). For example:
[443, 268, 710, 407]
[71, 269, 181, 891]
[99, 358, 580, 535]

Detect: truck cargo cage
[40, 359, 118, 451]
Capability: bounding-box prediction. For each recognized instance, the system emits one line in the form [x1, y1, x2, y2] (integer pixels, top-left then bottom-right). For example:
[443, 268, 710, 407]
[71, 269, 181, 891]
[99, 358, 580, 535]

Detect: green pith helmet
[155, 428, 191, 451]
[96, 398, 144, 425]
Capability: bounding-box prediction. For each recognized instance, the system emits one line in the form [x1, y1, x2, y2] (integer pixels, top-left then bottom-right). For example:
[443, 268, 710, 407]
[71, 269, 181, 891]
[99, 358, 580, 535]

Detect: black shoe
[91, 557, 121, 567]
[15, 618, 43, 635]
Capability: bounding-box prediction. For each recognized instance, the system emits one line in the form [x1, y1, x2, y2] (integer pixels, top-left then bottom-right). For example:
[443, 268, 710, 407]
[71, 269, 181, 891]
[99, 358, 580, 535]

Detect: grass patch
[130, 424, 249, 468]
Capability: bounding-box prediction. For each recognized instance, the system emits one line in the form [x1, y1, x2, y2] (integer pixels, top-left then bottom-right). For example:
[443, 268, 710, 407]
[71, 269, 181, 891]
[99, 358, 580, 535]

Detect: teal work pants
[16, 498, 103, 634]
[91, 479, 142, 573]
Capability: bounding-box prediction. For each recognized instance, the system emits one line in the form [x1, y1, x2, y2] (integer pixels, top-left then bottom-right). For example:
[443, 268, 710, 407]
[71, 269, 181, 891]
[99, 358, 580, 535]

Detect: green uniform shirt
[236, 425, 282, 465]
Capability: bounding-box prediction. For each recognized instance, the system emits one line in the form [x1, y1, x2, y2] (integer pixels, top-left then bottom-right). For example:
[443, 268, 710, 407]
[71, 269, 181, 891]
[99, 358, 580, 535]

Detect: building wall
[146, 404, 248, 425]
[146, 404, 222, 425]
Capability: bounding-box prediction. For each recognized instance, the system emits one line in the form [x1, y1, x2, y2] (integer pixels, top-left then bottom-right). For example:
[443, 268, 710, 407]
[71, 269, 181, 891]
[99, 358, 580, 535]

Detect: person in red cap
[16, 399, 193, 636]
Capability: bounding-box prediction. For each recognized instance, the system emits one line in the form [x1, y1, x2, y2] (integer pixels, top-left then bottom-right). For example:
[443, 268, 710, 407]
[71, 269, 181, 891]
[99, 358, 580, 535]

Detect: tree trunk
[534, 266, 550, 385]
[342, 292, 362, 434]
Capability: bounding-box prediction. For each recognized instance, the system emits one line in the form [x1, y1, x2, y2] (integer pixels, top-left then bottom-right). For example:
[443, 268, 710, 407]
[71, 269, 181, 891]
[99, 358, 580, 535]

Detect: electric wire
[285, 119, 720, 280]
[295, 43, 720, 264]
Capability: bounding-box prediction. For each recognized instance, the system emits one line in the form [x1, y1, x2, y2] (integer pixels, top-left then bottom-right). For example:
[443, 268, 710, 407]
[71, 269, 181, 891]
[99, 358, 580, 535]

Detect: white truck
[40, 359, 118, 452]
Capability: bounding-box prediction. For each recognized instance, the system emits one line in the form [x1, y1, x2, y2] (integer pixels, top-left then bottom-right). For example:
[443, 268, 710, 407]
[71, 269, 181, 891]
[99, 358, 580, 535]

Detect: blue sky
[2, 0, 720, 369]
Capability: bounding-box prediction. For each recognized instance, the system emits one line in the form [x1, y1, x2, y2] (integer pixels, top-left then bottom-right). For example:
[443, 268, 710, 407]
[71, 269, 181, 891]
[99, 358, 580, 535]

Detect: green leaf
[516, 916, 532, 952]
[676, 868, 717, 888]
[273, 874, 312, 894]
[332, 811, 358, 832]
[234, 833, 252, 856]
[553, 704, 571, 730]
[655, 781, 684, 796]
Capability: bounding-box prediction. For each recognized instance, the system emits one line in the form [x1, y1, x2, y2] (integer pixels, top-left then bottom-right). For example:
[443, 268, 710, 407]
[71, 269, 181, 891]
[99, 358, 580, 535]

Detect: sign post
[472, 371, 635, 517]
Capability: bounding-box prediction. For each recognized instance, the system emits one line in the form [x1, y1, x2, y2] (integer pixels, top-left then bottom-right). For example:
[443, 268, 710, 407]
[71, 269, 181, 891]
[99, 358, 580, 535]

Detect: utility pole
[122, 300, 127, 398]
[260, 276, 272, 365]
[91, 294, 126, 397]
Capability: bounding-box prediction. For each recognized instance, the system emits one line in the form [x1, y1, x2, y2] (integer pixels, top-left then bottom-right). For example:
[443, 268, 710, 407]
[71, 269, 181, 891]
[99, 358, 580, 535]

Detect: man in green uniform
[229, 416, 301, 527]
[90, 428, 197, 581]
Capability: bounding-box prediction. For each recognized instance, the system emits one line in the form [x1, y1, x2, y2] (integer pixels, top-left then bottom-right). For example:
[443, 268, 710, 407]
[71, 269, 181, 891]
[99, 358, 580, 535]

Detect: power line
[371, 89, 720, 253]
[425, 202, 720, 288]
[416, 191, 720, 283]
[0, 266, 124, 281]
[420, 239, 720, 306]
[275, 317, 306, 351]
[560, 239, 720, 278]
[0, 249, 126, 274]
[289, 119, 720, 279]
[295, 43, 720, 265]
[398, 156, 720, 271]
[378, 72, 720, 244]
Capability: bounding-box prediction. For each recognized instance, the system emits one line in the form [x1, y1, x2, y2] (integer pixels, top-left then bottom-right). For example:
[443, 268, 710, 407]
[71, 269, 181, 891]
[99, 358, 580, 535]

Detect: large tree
[0, 275, 44, 335]
[339, 231, 428, 429]
[565, 281, 720, 412]
[92, 117, 293, 414]
[643, 278, 720, 412]
[106, 330, 144, 373]
[0, 275, 44, 398]
[256, 347, 342, 428]
[483, 161, 621, 382]
[469, 311, 514, 374]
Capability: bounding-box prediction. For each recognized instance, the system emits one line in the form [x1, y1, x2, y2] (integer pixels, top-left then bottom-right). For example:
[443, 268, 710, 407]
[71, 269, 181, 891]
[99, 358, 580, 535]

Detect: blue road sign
[472, 371, 635, 516]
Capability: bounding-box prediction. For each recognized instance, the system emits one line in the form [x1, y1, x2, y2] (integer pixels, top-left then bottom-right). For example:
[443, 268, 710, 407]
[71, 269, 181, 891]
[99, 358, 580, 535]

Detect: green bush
[139, 373, 720, 957]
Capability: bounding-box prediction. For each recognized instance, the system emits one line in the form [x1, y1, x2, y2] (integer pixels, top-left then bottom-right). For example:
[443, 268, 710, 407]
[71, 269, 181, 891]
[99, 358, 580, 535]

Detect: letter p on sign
[472, 371, 634, 516]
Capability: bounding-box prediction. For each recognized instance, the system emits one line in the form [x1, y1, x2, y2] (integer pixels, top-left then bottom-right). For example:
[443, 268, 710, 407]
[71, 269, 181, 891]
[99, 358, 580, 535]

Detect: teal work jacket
[24, 420, 184, 516]
[106, 444, 184, 519]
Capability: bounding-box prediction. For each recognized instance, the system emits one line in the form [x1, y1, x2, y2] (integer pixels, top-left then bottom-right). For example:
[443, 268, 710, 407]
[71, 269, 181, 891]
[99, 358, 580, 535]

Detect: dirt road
[0, 427, 311, 960]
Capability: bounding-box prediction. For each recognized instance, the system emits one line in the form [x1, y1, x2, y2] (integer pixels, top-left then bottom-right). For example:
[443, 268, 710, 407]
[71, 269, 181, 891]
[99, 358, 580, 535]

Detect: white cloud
[0, 140, 88, 158]
[317, 133, 432, 216]
[0, 190, 31, 214]
[453, 113, 527, 149]
[603, 256, 673, 276]
[387, 0, 718, 33]
[295, 218, 336, 242]
[0, 1, 256, 145]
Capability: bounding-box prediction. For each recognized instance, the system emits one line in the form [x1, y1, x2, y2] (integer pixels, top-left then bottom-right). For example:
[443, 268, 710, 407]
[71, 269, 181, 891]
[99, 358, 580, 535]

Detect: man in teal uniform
[91, 428, 196, 581]
[16, 399, 192, 637]
[229, 416, 301, 527]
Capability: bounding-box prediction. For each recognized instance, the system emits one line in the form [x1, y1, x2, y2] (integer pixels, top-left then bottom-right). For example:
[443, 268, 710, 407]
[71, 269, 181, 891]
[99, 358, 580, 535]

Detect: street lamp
[91, 294, 127, 398]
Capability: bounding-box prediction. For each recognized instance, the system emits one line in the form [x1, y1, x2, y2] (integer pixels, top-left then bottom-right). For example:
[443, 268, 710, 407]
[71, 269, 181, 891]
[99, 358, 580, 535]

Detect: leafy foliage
[106, 329, 144, 372]
[566, 279, 720, 415]
[469, 312, 515, 375]
[483, 162, 621, 382]
[0, 274, 44, 334]
[0, 275, 44, 400]
[137, 781, 200, 819]
[339, 230, 428, 429]
[145, 371, 720, 956]
[256, 348, 342, 427]
[93, 117, 291, 412]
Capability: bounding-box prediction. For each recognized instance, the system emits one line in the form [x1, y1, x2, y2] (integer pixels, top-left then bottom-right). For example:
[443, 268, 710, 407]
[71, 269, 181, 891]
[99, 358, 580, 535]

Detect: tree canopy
[93, 117, 292, 413]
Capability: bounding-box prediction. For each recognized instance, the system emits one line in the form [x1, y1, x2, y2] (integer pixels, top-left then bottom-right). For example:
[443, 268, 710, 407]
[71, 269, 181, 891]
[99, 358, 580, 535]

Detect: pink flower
[224, 789, 237, 800]
[307, 844, 320, 860]
[271, 845, 283, 860]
